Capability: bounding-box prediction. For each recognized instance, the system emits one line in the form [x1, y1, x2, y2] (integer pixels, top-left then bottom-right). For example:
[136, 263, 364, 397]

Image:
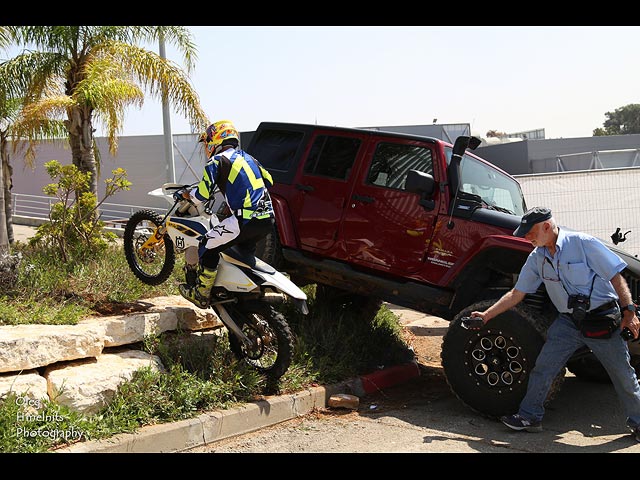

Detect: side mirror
[405, 170, 436, 210]
[405, 170, 435, 195]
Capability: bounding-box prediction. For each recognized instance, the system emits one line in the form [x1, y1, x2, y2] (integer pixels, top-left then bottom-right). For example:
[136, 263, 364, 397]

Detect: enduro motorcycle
[123, 182, 308, 380]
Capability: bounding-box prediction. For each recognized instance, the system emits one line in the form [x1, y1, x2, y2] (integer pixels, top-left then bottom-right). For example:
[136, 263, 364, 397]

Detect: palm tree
[0, 89, 68, 252]
[0, 95, 19, 252]
[0, 26, 12, 252]
[0, 26, 208, 196]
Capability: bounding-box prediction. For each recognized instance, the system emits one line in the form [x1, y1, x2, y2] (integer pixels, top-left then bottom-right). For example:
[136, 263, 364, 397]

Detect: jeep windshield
[446, 147, 527, 216]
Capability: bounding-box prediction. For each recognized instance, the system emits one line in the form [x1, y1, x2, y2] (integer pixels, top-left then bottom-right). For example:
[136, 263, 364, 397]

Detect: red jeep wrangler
[247, 121, 640, 417]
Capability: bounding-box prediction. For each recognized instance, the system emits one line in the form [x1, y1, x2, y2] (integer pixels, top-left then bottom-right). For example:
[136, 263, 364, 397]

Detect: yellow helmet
[199, 120, 240, 157]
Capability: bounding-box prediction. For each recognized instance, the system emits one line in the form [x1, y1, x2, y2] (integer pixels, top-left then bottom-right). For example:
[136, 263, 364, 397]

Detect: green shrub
[29, 160, 131, 263]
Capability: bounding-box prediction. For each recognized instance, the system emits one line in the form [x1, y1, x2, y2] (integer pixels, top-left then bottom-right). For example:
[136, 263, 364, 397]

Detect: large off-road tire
[123, 210, 175, 286]
[567, 346, 640, 383]
[441, 299, 565, 418]
[255, 223, 284, 270]
[226, 300, 295, 380]
[566, 353, 612, 383]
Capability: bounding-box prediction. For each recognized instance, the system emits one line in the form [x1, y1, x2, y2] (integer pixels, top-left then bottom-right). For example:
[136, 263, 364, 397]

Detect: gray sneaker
[500, 413, 543, 432]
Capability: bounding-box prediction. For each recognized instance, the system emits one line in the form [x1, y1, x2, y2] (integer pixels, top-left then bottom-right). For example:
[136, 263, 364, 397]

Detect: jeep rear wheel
[441, 300, 564, 418]
[566, 353, 612, 383]
[255, 223, 284, 270]
[567, 349, 640, 384]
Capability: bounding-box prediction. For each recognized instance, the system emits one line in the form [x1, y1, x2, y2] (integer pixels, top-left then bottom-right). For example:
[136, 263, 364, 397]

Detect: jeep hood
[470, 208, 640, 276]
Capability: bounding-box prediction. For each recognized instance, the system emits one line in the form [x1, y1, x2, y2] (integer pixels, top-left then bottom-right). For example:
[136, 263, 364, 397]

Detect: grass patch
[1, 242, 184, 325]
[284, 285, 414, 384]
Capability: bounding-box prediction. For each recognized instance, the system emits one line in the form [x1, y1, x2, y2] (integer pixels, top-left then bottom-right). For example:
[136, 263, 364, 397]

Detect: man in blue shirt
[471, 206, 640, 442]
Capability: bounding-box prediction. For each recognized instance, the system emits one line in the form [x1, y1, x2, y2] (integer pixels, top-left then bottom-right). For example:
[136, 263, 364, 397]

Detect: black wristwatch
[622, 304, 636, 313]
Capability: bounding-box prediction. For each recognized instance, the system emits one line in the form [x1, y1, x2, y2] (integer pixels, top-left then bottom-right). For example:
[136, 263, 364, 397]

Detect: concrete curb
[56, 360, 420, 453]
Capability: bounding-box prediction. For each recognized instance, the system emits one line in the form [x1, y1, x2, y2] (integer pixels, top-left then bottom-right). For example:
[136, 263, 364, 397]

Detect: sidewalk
[12, 224, 38, 243]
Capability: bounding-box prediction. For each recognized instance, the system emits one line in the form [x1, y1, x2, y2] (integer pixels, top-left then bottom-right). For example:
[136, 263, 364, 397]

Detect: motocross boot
[178, 266, 217, 309]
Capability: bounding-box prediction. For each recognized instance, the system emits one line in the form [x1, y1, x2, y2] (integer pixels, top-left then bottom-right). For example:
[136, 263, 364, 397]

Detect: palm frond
[0, 51, 67, 101]
[98, 41, 208, 131]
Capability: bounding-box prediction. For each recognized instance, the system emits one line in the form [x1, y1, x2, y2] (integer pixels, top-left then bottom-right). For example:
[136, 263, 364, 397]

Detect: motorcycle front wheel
[123, 209, 176, 286]
[225, 300, 295, 380]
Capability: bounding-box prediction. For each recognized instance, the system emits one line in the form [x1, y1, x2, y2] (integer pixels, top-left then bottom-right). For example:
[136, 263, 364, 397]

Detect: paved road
[186, 364, 640, 453]
[12, 224, 37, 243]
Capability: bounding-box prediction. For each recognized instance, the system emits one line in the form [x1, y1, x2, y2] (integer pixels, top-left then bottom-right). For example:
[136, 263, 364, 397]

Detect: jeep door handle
[296, 184, 314, 192]
[352, 194, 374, 204]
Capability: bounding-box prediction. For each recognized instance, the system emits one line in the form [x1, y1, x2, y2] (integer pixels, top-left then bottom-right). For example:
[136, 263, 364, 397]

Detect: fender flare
[441, 234, 533, 288]
[271, 195, 297, 248]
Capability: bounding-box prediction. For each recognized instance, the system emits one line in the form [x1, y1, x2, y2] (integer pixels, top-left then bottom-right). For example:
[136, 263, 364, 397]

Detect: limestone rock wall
[0, 296, 223, 414]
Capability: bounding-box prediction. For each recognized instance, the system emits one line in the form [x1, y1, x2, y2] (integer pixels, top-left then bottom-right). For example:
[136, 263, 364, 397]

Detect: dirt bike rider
[176, 120, 276, 309]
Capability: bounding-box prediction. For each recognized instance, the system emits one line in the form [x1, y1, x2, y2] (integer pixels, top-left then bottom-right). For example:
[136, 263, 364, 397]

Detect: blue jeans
[519, 311, 640, 430]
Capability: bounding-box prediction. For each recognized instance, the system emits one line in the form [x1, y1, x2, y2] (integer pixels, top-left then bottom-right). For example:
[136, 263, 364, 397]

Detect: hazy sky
[10, 26, 640, 139]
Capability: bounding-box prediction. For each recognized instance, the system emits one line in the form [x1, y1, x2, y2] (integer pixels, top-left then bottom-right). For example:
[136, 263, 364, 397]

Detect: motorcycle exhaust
[261, 292, 286, 304]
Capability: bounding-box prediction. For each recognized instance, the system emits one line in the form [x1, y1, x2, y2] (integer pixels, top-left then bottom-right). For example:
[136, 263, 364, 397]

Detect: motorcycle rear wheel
[225, 300, 295, 380]
[123, 209, 176, 286]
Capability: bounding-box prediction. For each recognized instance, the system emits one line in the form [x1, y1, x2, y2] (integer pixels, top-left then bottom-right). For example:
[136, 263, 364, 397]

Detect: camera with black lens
[568, 294, 590, 322]
[621, 327, 635, 341]
[461, 316, 484, 330]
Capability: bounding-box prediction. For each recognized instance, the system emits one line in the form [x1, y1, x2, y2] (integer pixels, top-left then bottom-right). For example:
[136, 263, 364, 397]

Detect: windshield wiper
[480, 199, 514, 215]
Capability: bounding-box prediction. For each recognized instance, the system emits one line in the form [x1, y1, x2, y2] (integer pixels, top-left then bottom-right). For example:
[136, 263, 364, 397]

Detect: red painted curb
[359, 361, 420, 394]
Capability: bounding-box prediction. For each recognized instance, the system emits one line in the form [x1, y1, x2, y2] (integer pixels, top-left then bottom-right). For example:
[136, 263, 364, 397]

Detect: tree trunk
[3, 143, 14, 245]
[0, 133, 9, 253]
[67, 105, 98, 195]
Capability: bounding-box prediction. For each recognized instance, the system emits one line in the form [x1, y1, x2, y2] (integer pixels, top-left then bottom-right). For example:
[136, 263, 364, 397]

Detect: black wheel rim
[238, 314, 279, 370]
[130, 219, 166, 277]
[464, 327, 532, 392]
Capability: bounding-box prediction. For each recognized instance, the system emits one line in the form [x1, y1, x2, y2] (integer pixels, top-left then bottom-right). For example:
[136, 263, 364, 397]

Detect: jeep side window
[303, 135, 361, 180]
[248, 129, 304, 173]
[367, 143, 433, 190]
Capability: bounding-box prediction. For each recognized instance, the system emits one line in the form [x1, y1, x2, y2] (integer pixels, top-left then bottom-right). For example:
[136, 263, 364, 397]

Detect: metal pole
[159, 34, 176, 183]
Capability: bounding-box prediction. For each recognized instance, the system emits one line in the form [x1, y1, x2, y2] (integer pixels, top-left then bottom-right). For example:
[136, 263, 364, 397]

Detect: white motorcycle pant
[203, 214, 241, 250]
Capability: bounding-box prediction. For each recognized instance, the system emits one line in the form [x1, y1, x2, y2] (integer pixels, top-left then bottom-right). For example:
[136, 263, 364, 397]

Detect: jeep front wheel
[441, 300, 564, 418]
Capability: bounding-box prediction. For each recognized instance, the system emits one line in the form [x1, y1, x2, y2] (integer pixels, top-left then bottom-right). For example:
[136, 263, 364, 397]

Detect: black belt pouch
[580, 309, 621, 339]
